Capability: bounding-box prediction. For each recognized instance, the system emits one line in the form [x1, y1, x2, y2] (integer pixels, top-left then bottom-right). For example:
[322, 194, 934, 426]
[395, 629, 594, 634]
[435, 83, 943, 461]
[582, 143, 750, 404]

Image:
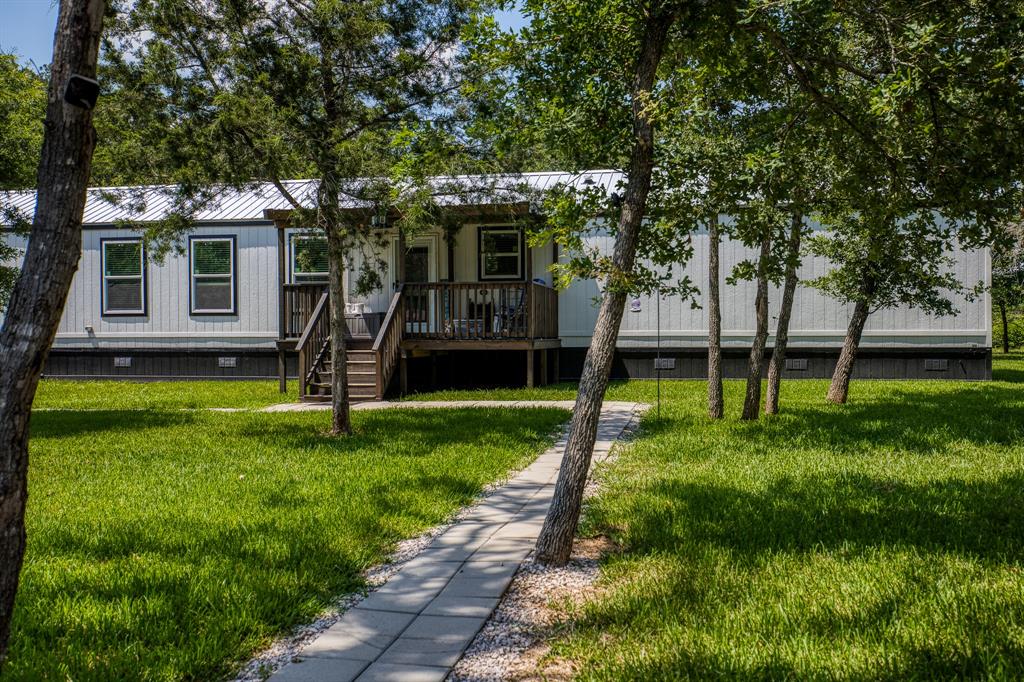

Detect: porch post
[277, 350, 287, 393]
[526, 348, 535, 388]
[553, 348, 560, 383]
[400, 350, 409, 395]
[447, 234, 455, 281]
[397, 226, 406, 286]
[276, 219, 288, 392]
[524, 236, 534, 338]
[540, 348, 549, 386]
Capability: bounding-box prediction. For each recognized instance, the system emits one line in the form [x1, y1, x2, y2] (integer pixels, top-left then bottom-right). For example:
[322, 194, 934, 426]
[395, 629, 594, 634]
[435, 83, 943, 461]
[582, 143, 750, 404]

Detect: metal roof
[0, 171, 624, 227]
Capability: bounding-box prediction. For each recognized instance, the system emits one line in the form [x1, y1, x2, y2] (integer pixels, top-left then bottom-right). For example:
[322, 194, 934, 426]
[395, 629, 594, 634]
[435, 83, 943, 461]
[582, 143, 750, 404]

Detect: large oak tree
[0, 0, 107, 664]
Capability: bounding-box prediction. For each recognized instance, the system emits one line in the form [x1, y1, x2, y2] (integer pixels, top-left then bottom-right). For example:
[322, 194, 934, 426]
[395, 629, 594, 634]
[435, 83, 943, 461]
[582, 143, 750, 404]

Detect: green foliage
[5, 393, 566, 679]
[102, 0, 488, 287]
[0, 54, 46, 191]
[0, 54, 45, 310]
[746, 1, 1024, 316]
[806, 209, 969, 315]
[993, 219, 1024, 319]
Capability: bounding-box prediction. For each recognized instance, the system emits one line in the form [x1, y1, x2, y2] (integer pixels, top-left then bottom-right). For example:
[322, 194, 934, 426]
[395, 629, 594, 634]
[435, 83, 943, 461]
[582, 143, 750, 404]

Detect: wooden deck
[282, 281, 560, 401]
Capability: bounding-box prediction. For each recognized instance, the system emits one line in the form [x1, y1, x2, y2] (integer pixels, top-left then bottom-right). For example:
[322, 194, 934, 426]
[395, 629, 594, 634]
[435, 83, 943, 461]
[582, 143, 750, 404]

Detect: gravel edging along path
[449, 409, 645, 682]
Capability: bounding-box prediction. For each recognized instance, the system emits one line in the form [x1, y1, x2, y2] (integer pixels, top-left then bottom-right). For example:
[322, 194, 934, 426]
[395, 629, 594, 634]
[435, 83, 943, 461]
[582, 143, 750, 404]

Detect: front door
[405, 246, 430, 332]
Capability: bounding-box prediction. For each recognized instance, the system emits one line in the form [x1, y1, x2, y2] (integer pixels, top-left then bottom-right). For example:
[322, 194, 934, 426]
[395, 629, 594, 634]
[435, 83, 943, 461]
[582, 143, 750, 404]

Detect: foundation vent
[924, 359, 949, 371]
[786, 358, 809, 371]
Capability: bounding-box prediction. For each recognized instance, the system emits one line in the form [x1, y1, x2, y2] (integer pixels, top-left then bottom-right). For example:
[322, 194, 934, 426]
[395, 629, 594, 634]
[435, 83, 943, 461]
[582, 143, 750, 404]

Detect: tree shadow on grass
[29, 409, 197, 439]
[619, 472, 1024, 561]
[728, 383, 1024, 454]
[13, 468, 505, 680]
[233, 407, 568, 456]
[9, 408, 567, 680]
[576, 472, 1024, 679]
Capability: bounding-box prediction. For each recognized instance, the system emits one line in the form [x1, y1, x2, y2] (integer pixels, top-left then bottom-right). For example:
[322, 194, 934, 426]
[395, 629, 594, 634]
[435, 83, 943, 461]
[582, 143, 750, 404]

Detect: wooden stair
[297, 287, 405, 403]
[305, 349, 381, 403]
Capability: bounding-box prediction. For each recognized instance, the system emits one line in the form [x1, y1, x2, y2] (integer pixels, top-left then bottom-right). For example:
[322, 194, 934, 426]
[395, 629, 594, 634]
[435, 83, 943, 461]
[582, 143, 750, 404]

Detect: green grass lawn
[32, 379, 298, 410]
[6, 398, 567, 680]
[413, 356, 1024, 679]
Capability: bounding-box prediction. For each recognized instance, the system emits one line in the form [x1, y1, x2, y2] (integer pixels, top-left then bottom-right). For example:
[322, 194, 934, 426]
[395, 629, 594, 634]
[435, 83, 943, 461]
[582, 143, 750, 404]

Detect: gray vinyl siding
[3, 223, 280, 350]
[558, 218, 991, 349]
[1, 214, 992, 355]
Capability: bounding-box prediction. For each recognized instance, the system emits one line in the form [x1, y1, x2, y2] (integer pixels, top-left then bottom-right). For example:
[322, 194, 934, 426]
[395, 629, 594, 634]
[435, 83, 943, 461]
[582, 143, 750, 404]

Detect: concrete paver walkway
[269, 400, 645, 682]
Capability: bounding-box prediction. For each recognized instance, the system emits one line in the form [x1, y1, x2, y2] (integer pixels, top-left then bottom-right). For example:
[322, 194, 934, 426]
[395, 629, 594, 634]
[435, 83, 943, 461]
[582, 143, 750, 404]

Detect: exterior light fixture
[629, 298, 642, 313]
[64, 74, 100, 109]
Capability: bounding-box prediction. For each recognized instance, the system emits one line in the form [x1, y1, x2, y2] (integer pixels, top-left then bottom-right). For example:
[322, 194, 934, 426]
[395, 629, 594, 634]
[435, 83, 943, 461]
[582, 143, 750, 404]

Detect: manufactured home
[0, 171, 992, 400]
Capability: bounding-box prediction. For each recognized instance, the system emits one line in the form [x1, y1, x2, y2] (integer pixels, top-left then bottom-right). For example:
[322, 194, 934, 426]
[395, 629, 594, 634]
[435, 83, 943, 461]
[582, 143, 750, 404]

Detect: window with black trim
[290, 234, 329, 283]
[190, 236, 236, 314]
[102, 239, 145, 315]
[479, 226, 522, 280]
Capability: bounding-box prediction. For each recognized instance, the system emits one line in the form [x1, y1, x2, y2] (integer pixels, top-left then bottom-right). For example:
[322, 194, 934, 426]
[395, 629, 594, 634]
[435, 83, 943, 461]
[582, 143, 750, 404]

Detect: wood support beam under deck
[401, 338, 561, 352]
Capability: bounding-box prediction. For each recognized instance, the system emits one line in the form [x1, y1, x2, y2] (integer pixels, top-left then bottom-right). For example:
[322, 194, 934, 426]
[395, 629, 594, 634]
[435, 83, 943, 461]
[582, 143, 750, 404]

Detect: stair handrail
[296, 291, 330, 398]
[372, 285, 405, 400]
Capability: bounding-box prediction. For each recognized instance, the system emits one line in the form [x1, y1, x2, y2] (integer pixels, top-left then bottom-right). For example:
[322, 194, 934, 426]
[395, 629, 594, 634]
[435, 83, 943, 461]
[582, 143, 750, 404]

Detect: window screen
[291, 235, 329, 282]
[102, 240, 145, 314]
[480, 227, 522, 280]
[190, 237, 235, 313]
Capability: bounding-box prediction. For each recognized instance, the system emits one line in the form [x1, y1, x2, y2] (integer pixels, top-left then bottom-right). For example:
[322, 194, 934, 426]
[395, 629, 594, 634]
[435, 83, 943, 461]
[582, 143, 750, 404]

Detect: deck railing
[372, 285, 405, 400]
[283, 283, 326, 339]
[527, 281, 558, 338]
[403, 281, 558, 340]
[295, 292, 330, 399]
[282, 283, 383, 340]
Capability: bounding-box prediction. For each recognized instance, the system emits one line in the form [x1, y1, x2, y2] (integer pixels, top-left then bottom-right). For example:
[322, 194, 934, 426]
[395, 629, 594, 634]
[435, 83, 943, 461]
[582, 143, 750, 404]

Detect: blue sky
[1, 0, 60, 67]
[0, 1, 524, 68]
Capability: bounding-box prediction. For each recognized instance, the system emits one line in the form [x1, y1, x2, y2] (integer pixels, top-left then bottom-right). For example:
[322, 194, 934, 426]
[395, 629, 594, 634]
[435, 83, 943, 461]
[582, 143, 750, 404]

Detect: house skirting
[41, 346, 992, 383]
[43, 349, 297, 380]
[557, 347, 992, 382]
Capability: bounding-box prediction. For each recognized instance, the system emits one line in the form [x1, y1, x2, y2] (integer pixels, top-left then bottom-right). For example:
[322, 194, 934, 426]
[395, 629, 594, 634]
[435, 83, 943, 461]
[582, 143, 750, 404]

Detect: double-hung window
[479, 226, 523, 280]
[101, 239, 146, 315]
[190, 236, 236, 314]
[290, 234, 329, 283]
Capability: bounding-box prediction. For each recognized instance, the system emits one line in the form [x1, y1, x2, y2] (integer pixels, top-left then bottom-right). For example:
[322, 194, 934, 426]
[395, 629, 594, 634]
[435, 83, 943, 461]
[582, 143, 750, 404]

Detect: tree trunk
[325, 224, 354, 436]
[741, 234, 771, 420]
[0, 0, 106, 664]
[765, 211, 802, 415]
[999, 300, 1010, 353]
[707, 213, 724, 419]
[827, 274, 875, 404]
[322, 199, 352, 436]
[534, 7, 675, 567]
[316, 38, 352, 436]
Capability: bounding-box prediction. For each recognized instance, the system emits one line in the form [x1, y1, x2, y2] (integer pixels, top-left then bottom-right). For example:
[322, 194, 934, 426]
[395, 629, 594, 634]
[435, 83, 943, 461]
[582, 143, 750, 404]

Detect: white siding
[0, 214, 992, 353]
[558, 219, 991, 349]
[18, 223, 280, 350]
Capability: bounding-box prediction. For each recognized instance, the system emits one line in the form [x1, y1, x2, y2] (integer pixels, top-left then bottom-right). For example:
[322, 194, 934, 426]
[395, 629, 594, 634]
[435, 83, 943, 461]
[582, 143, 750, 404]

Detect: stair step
[316, 378, 377, 388]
